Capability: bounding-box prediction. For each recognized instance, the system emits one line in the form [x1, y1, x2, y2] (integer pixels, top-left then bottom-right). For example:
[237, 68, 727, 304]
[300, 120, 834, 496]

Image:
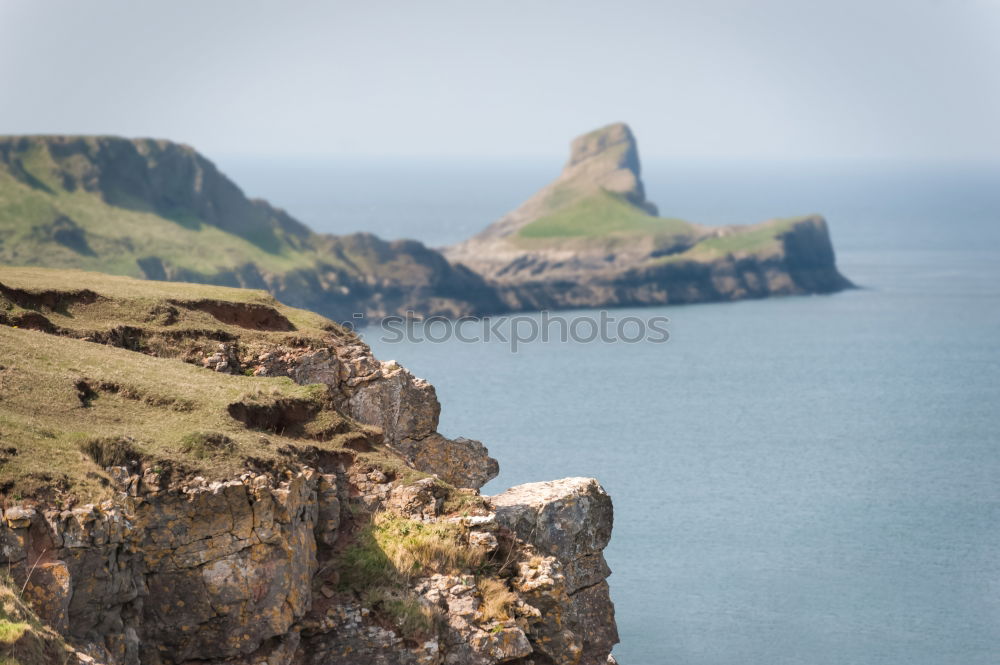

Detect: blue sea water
[221, 156, 1000, 665]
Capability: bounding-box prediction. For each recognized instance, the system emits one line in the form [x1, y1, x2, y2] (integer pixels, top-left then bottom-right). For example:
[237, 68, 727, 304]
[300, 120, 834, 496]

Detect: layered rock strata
[0, 268, 618, 665]
[0, 465, 618, 664]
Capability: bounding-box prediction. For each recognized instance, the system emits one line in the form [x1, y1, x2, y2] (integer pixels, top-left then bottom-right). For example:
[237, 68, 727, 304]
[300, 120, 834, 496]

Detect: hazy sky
[1, 0, 998, 160]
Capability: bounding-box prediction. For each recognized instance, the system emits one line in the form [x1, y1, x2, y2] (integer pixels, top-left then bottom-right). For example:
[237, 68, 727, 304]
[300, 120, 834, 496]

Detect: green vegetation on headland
[0, 266, 421, 502]
[0, 136, 504, 322]
[0, 137, 313, 276]
[446, 122, 853, 306]
[517, 190, 694, 240]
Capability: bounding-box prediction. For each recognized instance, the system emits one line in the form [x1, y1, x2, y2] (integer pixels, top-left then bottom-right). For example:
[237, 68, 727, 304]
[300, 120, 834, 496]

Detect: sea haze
[222, 156, 1000, 665]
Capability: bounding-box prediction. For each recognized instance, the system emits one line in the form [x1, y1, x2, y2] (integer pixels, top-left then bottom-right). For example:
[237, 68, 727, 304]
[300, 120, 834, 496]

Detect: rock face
[446, 122, 853, 309]
[0, 267, 617, 665]
[493, 479, 618, 665]
[0, 135, 506, 323]
[0, 469, 617, 665]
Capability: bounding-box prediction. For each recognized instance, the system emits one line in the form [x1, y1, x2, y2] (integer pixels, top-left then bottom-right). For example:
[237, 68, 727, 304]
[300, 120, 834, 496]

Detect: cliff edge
[0, 266, 617, 665]
[446, 122, 853, 309]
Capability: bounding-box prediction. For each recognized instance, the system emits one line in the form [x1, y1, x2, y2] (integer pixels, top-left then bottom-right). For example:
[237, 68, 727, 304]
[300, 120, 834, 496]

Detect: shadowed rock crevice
[171, 299, 296, 332]
[0, 281, 100, 313]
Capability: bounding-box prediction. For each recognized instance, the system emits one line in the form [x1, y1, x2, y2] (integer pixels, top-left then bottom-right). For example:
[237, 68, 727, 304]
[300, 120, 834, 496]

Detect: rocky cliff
[0, 266, 618, 665]
[0, 136, 505, 323]
[446, 123, 853, 308]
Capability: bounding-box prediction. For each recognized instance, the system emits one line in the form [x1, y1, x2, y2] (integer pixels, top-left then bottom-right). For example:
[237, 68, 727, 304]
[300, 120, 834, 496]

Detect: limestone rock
[245, 339, 499, 489]
[395, 434, 500, 490]
[492, 478, 612, 590]
[493, 478, 619, 664]
[1, 464, 620, 665]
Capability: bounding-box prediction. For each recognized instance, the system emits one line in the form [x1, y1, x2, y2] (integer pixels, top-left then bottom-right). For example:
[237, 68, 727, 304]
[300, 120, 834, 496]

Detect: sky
[1, 0, 998, 161]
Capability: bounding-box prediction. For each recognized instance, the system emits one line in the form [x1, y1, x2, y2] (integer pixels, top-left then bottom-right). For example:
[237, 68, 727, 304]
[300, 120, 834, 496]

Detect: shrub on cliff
[337, 512, 488, 639]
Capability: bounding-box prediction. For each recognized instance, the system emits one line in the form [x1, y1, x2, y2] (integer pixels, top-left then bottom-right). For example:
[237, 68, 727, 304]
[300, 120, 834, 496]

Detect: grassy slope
[0, 144, 316, 277]
[514, 185, 811, 259]
[0, 325, 326, 500]
[518, 190, 693, 239]
[657, 215, 809, 263]
[0, 267, 419, 503]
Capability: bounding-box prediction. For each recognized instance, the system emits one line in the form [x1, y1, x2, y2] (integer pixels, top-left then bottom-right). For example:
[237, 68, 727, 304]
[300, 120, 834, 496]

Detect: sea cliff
[0, 267, 618, 665]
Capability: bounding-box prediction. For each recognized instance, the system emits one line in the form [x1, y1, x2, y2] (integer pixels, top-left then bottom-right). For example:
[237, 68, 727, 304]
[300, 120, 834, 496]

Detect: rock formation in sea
[0, 266, 618, 665]
[445, 122, 853, 309]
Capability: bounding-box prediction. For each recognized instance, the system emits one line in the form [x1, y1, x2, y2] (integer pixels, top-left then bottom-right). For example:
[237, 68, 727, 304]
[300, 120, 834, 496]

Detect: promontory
[446, 122, 853, 310]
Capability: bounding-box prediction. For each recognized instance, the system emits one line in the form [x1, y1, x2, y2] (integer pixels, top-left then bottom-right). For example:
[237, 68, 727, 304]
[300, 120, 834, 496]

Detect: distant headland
[446, 122, 853, 310]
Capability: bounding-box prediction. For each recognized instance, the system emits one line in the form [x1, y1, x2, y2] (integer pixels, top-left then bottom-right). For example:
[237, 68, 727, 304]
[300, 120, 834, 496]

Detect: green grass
[518, 190, 694, 240]
[0, 266, 419, 502]
[0, 576, 69, 665]
[337, 512, 487, 640]
[0, 324, 348, 500]
[653, 215, 815, 264]
[0, 622, 28, 646]
[695, 217, 803, 253]
[361, 587, 440, 640]
[0, 166, 315, 277]
[339, 512, 484, 589]
[513, 189, 812, 263]
[0, 138, 417, 289]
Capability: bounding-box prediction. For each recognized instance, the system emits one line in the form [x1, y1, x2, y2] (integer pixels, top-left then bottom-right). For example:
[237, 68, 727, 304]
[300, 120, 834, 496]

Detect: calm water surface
[223, 156, 1000, 665]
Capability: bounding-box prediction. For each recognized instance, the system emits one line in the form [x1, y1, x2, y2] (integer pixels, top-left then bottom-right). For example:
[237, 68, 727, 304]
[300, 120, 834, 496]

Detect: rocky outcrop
[1, 468, 616, 665]
[0, 266, 500, 492]
[446, 122, 853, 308]
[0, 268, 615, 664]
[493, 479, 617, 665]
[226, 340, 500, 490]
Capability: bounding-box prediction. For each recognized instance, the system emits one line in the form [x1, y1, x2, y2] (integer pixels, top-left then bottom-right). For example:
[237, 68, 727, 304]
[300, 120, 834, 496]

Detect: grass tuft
[338, 512, 490, 641]
[477, 577, 518, 623]
[370, 513, 485, 579]
[361, 587, 441, 640]
[0, 621, 29, 645]
[179, 431, 235, 459]
[339, 512, 484, 589]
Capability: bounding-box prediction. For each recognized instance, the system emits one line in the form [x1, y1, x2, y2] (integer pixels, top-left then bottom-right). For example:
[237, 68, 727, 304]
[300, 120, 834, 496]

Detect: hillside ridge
[0, 135, 505, 322]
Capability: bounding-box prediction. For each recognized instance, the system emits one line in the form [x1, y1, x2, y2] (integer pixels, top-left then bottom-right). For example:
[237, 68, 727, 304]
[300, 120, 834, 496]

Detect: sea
[221, 155, 1000, 665]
